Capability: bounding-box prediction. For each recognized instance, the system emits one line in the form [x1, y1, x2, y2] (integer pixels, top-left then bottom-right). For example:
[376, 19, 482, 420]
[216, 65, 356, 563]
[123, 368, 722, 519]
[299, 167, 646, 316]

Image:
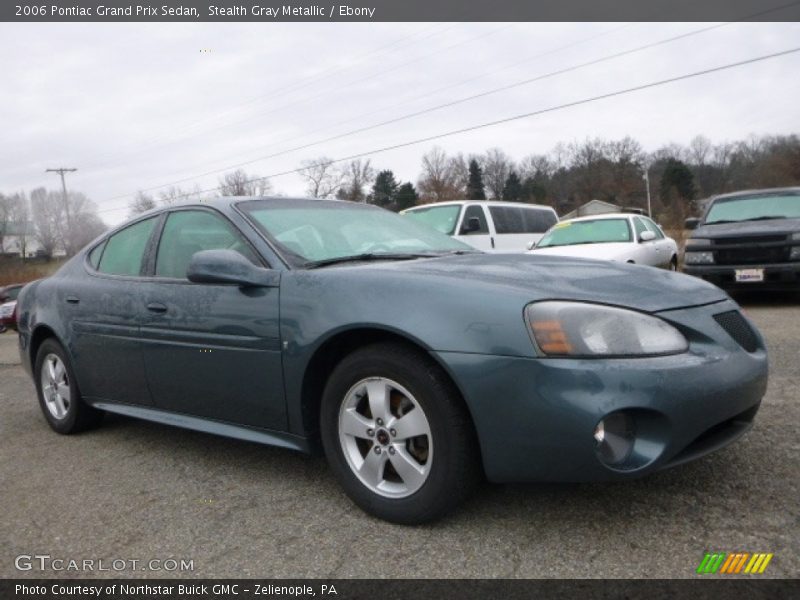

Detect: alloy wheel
[338, 377, 433, 498]
[41, 353, 71, 420]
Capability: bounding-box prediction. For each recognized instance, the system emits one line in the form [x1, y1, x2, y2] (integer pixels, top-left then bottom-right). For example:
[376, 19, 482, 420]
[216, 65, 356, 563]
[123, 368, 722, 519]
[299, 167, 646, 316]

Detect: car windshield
[705, 192, 800, 224]
[239, 199, 472, 267]
[402, 204, 461, 235]
[536, 218, 632, 248]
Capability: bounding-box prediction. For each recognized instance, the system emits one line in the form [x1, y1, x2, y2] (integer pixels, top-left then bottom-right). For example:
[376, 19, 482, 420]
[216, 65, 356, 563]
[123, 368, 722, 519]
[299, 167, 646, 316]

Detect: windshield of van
[239, 199, 472, 267]
[705, 192, 800, 224]
[536, 218, 632, 248]
[402, 204, 461, 235]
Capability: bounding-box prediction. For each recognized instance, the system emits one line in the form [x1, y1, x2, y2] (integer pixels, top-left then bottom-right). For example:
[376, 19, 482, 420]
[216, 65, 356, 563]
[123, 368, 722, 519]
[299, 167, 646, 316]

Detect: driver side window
[155, 210, 259, 279]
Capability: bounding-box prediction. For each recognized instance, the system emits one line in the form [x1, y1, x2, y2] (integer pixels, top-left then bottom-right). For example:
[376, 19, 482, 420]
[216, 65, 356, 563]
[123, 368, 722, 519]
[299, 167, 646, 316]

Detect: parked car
[684, 187, 800, 289]
[0, 300, 18, 333]
[529, 213, 679, 269]
[401, 200, 558, 252]
[0, 283, 24, 303]
[17, 197, 766, 523]
[0, 284, 24, 333]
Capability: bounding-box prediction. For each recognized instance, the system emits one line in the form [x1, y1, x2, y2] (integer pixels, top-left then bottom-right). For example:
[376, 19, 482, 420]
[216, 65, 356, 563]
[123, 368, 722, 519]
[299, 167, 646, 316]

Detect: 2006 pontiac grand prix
[16, 197, 767, 523]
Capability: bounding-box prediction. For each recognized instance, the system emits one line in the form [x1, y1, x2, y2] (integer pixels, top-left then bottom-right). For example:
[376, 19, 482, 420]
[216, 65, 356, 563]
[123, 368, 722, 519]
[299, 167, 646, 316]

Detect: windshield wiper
[707, 215, 789, 225]
[539, 240, 615, 248]
[304, 252, 439, 269]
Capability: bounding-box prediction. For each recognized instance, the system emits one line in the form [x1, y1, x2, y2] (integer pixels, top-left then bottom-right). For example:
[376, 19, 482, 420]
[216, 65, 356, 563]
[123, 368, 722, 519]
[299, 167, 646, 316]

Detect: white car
[402, 200, 558, 253]
[529, 213, 679, 270]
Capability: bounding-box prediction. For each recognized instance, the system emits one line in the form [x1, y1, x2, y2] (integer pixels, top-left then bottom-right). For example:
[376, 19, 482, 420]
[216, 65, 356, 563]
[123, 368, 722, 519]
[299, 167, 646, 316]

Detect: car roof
[710, 187, 800, 201]
[404, 200, 556, 211]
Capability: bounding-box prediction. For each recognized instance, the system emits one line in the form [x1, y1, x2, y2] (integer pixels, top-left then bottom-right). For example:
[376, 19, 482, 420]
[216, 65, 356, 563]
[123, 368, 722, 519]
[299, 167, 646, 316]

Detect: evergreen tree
[394, 182, 419, 212]
[659, 158, 696, 203]
[466, 159, 486, 200]
[370, 170, 399, 207]
[502, 171, 523, 202]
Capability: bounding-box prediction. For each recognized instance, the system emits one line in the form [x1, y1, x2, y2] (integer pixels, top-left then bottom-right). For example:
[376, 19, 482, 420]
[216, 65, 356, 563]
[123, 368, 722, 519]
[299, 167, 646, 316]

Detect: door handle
[65, 296, 80, 304]
[146, 302, 168, 314]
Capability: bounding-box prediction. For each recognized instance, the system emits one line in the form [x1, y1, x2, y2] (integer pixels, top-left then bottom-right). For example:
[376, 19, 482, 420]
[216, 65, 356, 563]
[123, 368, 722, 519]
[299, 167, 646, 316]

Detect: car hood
[355, 253, 727, 313]
[692, 217, 800, 239]
[528, 242, 633, 261]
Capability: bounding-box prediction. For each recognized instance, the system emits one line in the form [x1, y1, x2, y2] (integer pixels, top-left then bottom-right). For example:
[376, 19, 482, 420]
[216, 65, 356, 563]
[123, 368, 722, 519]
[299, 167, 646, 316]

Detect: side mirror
[685, 217, 700, 230]
[461, 217, 481, 234]
[639, 230, 656, 242]
[187, 249, 279, 288]
[526, 240, 536, 251]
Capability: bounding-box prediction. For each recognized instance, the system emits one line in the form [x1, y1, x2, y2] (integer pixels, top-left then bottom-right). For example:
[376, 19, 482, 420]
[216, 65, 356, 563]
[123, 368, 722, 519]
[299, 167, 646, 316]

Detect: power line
[101, 19, 752, 200]
[100, 1, 799, 202]
[89, 22, 473, 167]
[128, 22, 637, 182]
[96, 46, 800, 214]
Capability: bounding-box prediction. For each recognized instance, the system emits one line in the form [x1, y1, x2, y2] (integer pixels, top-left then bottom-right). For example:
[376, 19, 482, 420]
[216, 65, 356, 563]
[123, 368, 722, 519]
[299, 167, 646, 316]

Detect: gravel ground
[0, 293, 798, 579]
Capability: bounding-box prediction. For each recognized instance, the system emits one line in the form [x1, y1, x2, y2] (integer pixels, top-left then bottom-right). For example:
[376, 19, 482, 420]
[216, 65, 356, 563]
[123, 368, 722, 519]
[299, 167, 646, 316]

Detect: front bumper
[435, 299, 768, 483]
[684, 262, 800, 289]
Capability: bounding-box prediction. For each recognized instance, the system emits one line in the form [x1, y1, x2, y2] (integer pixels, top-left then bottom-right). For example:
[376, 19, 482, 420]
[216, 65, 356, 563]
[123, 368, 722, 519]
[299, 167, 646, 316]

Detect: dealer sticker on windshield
[735, 268, 765, 283]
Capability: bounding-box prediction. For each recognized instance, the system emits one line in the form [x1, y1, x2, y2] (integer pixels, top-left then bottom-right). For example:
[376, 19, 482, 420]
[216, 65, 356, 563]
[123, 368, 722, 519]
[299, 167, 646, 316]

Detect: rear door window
[97, 216, 158, 276]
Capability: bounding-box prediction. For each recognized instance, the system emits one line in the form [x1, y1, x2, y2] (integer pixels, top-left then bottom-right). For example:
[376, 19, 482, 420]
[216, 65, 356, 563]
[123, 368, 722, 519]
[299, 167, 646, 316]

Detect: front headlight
[525, 301, 688, 357]
[684, 251, 715, 265]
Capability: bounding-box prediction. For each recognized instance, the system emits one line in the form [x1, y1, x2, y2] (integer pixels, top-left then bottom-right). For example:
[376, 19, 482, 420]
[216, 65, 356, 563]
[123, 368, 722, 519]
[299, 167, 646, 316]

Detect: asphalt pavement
[1, 293, 798, 579]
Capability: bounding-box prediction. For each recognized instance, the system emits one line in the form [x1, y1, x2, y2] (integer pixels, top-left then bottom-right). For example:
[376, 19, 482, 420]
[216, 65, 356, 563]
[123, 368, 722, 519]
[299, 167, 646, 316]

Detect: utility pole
[46, 167, 77, 252]
[642, 166, 652, 218]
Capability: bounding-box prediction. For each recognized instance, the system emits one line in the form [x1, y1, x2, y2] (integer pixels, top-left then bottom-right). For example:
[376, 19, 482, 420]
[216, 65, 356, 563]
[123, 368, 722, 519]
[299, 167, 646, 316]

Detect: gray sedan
[16, 197, 766, 523]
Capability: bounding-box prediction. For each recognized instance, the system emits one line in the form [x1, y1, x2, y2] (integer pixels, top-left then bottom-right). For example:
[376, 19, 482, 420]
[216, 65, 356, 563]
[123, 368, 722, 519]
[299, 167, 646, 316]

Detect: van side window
[459, 205, 489, 235]
[490, 206, 556, 234]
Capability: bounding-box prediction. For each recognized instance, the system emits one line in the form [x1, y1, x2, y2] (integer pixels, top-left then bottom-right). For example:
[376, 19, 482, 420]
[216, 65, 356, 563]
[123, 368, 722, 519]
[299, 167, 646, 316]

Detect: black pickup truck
[683, 187, 800, 289]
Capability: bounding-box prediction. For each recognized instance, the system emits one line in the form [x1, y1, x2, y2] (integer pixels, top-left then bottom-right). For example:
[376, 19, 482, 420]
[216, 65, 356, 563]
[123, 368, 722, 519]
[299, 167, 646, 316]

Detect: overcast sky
[1, 21, 799, 225]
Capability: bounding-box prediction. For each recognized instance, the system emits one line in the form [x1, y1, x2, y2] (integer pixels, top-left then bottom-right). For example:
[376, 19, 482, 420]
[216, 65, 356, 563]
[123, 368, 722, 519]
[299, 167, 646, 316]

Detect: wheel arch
[299, 326, 481, 456]
[29, 324, 62, 366]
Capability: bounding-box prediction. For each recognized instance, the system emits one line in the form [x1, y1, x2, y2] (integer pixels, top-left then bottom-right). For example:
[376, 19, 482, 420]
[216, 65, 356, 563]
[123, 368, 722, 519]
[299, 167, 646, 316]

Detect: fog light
[594, 412, 635, 466]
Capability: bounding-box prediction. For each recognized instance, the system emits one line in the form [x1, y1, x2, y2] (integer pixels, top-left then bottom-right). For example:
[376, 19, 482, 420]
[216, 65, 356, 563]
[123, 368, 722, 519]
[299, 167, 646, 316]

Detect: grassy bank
[0, 258, 66, 286]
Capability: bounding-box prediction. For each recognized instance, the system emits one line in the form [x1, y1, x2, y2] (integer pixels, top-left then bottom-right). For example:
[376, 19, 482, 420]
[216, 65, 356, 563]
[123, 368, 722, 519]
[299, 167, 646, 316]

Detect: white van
[402, 200, 558, 253]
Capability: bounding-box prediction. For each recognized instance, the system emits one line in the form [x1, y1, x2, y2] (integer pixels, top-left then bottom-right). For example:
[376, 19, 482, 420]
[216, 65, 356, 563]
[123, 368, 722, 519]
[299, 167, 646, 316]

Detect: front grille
[714, 235, 786, 245]
[713, 235, 790, 265]
[713, 311, 759, 353]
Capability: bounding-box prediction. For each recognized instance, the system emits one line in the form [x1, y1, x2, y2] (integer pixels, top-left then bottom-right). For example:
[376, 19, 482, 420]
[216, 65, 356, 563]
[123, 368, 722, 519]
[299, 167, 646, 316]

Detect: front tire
[34, 338, 103, 434]
[320, 342, 481, 524]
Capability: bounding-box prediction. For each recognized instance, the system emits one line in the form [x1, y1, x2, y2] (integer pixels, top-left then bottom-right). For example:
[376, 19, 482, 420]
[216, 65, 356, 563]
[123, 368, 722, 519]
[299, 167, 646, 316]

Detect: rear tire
[320, 342, 481, 524]
[34, 338, 103, 434]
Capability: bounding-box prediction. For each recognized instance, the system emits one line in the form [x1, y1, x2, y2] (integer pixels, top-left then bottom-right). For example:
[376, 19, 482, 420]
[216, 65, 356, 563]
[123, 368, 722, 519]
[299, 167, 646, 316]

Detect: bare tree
[300, 157, 344, 198]
[129, 191, 157, 216]
[67, 210, 107, 251]
[417, 147, 460, 202]
[8, 192, 31, 257]
[158, 185, 200, 206]
[30, 187, 62, 258]
[482, 148, 514, 199]
[0, 193, 10, 253]
[218, 169, 272, 197]
[688, 135, 713, 166]
[337, 159, 375, 202]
